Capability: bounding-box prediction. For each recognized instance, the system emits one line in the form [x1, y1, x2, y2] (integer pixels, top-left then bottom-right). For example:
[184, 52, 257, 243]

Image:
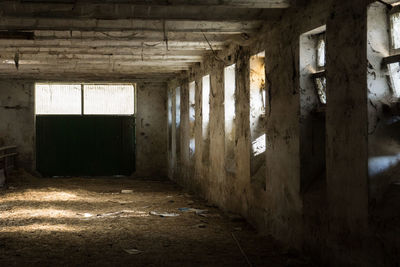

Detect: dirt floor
[0, 170, 310, 267]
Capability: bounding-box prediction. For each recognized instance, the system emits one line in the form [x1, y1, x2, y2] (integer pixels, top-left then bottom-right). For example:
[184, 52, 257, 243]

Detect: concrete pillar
[326, 0, 369, 238]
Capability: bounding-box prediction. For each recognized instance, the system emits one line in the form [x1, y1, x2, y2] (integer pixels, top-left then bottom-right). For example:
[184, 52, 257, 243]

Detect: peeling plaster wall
[367, 2, 400, 203]
[0, 80, 34, 170]
[167, 0, 373, 265]
[135, 82, 168, 179]
[0, 79, 167, 178]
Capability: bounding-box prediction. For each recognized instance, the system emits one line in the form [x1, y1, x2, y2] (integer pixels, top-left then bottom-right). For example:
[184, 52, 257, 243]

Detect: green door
[36, 115, 135, 176]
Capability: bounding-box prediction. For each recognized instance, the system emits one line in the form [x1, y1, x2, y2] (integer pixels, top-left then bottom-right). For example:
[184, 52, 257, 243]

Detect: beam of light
[369, 153, 400, 176]
[0, 223, 83, 233]
[252, 134, 266, 157]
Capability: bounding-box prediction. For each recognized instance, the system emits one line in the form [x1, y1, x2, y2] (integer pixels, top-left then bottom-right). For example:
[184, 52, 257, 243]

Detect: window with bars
[386, 5, 400, 97]
[35, 83, 135, 115]
[311, 33, 327, 105]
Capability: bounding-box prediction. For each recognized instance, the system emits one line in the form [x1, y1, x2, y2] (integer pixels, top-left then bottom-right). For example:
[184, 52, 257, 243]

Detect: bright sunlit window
[35, 83, 135, 115]
[390, 11, 400, 50]
[189, 81, 196, 157]
[250, 51, 266, 157]
[311, 32, 327, 105]
[84, 84, 134, 115]
[35, 84, 82, 115]
[386, 4, 400, 97]
[202, 75, 210, 140]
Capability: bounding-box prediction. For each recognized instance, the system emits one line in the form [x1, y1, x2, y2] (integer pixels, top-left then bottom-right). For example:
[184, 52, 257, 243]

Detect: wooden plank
[0, 153, 18, 160]
[0, 3, 285, 20]
[0, 146, 17, 152]
[0, 17, 262, 33]
[19, 0, 291, 8]
[382, 54, 400, 65]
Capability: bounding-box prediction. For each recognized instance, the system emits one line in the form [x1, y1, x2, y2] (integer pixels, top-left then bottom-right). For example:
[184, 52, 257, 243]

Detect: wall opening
[167, 89, 173, 154]
[189, 81, 196, 161]
[35, 83, 135, 115]
[299, 25, 327, 192]
[202, 75, 210, 163]
[224, 64, 236, 173]
[367, 1, 400, 200]
[35, 83, 136, 176]
[175, 86, 181, 165]
[83, 84, 135, 115]
[249, 51, 266, 189]
[35, 84, 82, 115]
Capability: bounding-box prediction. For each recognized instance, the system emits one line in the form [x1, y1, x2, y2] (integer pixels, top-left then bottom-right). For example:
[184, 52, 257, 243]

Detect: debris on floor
[76, 212, 94, 218]
[108, 200, 135, 205]
[121, 189, 133, 194]
[149, 211, 180, 217]
[77, 210, 140, 218]
[124, 248, 143, 255]
[178, 207, 208, 215]
[0, 174, 294, 266]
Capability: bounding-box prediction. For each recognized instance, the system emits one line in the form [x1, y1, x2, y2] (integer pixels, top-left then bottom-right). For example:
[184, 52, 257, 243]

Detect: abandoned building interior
[0, 0, 400, 266]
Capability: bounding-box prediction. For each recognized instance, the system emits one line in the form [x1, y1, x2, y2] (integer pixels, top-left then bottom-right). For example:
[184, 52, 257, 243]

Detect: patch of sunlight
[0, 223, 82, 233]
[0, 208, 77, 219]
[391, 12, 400, 49]
[252, 134, 266, 157]
[388, 62, 400, 97]
[369, 153, 400, 176]
[0, 190, 99, 203]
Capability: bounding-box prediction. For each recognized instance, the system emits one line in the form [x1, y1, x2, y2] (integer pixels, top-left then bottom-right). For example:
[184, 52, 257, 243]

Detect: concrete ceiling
[0, 0, 291, 82]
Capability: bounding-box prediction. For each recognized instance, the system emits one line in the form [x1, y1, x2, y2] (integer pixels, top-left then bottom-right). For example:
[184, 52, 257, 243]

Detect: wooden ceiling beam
[17, 0, 290, 8]
[0, 17, 262, 33]
[0, 2, 285, 20]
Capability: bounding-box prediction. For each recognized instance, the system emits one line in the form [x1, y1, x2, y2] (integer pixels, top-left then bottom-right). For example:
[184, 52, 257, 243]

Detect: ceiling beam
[0, 72, 174, 82]
[0, 53, 203, 61]
[0, 3, 285, 21]
[17, 0, 290, 8]
[0, 17, 262, 33]
[0, 47, 208, 56]
[0, 39, 225, 49]
[0, 66, 190, 74]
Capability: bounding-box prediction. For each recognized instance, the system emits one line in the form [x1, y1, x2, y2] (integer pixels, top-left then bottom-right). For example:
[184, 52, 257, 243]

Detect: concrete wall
[135, 82, 168, 178]
[167, 0, 381, 265]
[367, 2, 400, 201]
[0, 79, 167, 178]
[0, 80, 35, 170]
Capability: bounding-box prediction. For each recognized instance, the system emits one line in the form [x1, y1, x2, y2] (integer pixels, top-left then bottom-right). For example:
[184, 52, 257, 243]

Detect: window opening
[390, 9, 400, 51]
[250, 51, 266, 189]
[224, 64, 236, 173]
[176, 86, 181, 159]
[202, 75, 210, 163]
[168, 89, 173, 151]
[388, 62, 400, 96]
[35, 83, 135, 115]
[189, 81, 196, 158]
[202, 75, 210, 140]
[316, 34, 326, 69]
[385, 4, 400, 97]
[35, 84, 82, 115]
[83, 84, 134, 115]
[299, 25, 327, 192]
[312, 32, 327, 105]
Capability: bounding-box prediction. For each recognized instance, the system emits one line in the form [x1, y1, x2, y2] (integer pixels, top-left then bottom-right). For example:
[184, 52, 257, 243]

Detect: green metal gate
[36, 115, 135, 177]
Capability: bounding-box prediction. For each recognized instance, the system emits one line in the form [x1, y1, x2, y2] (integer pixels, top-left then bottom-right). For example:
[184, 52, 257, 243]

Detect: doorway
[35, 83, 136, 176]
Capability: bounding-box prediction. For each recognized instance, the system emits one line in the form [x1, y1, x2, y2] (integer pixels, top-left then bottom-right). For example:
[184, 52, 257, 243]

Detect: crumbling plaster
[168, 0, 372, 264]
[0, 79, 167, 178]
